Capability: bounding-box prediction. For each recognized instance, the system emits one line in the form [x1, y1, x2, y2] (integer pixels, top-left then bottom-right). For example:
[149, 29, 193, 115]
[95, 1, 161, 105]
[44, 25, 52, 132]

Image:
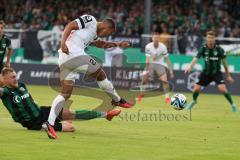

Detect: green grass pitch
[0, 85, 239, 160]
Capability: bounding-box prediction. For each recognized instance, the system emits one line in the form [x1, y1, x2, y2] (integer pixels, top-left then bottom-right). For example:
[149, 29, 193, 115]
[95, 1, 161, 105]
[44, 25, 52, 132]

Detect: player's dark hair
[0, 20, 5, 26]
[103, 18, 116, 31]
[1, 67, 14, 76]
[206, 31, 215, 37]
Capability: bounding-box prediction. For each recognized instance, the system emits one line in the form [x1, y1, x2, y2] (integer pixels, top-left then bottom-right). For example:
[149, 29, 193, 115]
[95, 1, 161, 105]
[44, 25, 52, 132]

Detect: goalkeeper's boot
[186, 101, 197, 110]
[42, 122, 58, 140]
[231, 104, 238, 113]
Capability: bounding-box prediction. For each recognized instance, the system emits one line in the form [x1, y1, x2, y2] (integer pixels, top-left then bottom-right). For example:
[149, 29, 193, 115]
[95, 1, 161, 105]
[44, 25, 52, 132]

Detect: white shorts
[58, 51, 101, 81]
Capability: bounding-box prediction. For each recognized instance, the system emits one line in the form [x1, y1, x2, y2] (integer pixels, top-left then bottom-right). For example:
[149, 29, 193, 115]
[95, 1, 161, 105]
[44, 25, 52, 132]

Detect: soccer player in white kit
[42, 15, 133, 139]
[137, 33, 174, 103]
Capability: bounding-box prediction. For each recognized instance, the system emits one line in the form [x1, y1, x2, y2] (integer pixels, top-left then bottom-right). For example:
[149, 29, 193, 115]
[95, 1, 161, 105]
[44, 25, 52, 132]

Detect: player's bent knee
[218, 84, 228, 93]
[96, 68, 106, 81]
[194, 84, 201, 92]
[159, 73, 167, 82]
[88, 67, 106, 81]
[60, 82, 74, 100]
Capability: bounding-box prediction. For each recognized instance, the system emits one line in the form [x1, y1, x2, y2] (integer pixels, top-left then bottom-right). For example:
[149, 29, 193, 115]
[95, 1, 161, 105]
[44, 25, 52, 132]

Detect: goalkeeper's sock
[224, 92, 233, 105]
[75, 110, 105, 120]
[193, 91, 199, 102]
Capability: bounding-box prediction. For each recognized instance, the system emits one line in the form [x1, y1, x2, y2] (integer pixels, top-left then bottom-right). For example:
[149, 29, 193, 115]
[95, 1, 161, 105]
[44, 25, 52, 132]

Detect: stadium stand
[1, 0, 239, 37]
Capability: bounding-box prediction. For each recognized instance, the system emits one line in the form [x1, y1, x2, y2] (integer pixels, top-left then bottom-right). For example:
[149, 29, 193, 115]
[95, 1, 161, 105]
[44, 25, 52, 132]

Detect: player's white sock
[140, 84, 146, 92]
[97, 78, 121, 102]
[164, 93, 170, 99]
[48, 94, 65, 126]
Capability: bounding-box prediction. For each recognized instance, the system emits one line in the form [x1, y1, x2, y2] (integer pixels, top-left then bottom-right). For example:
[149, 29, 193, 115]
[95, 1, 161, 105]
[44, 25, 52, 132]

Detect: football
[170, 93, 187, 110]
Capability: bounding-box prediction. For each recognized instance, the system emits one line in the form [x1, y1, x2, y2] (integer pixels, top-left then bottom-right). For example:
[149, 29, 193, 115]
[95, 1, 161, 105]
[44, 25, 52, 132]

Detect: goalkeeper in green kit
[185, 31, 238, 112]
[0, 68, 120, 138]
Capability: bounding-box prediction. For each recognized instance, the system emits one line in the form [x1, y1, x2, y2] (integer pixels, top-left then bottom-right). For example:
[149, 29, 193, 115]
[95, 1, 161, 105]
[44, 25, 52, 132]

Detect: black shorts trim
[196, 72, 225, 86]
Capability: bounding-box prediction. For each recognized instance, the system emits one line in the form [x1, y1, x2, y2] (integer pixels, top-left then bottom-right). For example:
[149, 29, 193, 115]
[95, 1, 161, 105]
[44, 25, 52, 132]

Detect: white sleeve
[145, 45, 151, 57]
[75, 15, 97, 29]
[161, 44, 168, 58]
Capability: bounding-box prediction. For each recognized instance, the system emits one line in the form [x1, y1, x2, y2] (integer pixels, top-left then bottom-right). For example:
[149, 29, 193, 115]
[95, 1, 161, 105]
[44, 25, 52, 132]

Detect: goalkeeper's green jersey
[195, 44, 226, 75]
[1, 83, 41, 126]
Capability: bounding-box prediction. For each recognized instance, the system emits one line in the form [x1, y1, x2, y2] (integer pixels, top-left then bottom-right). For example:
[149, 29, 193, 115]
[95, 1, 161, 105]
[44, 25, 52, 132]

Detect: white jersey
[145, 42, 168, 65]
[67, 14, 97, 54]
[58, 15, 98, 65]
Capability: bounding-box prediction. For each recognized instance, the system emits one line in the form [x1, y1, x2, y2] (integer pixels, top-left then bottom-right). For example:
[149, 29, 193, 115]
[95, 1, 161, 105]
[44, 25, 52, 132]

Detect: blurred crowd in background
[1, 0, 240, 37]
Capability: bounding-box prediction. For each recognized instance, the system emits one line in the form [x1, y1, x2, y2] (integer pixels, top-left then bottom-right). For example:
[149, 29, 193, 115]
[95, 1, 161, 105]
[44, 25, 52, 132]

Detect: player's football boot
[231, 104, 238, 113]
[42, 122, 58, 140]
[136, 94, 144, 102]
[112, 98, 134, 108]
[186, 101, 197, 110]
[106, 109, 121, 121]
[165, 97, 171, 104]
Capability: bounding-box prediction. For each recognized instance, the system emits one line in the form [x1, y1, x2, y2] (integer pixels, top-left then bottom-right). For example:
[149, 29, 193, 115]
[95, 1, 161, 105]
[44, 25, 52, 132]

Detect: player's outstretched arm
[185, 57, 198, 74]
[118, 41, 131, 48]
[92, 40, 130, 49]
[61, 21, 79, 54]
[92, 40, 117, 48]
[222, 58, 234, 83]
